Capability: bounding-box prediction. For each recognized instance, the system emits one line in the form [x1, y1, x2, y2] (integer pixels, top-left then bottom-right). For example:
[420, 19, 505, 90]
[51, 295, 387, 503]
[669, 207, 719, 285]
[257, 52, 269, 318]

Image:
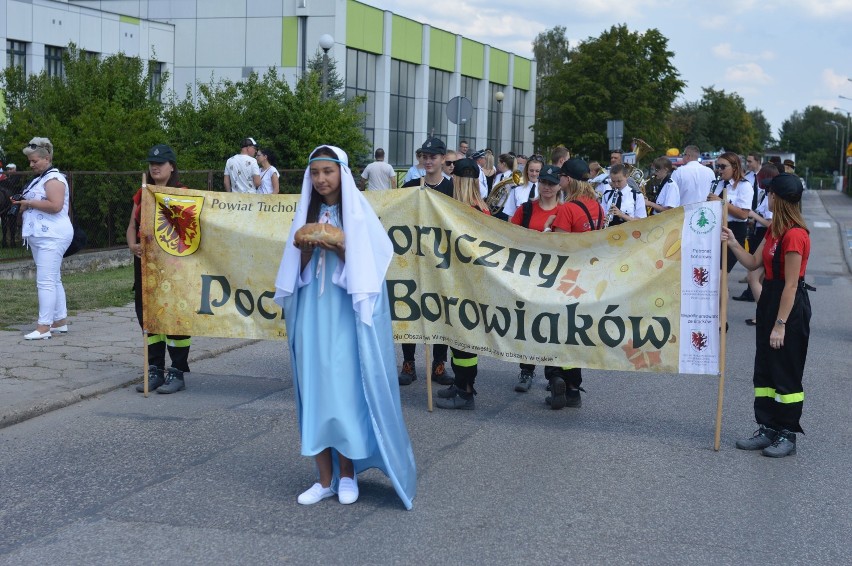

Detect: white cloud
[822, 68, 852, 93]
[712, 43, 775, 61]
[807, 0, 852, 17]
[724, 63, 773, 85]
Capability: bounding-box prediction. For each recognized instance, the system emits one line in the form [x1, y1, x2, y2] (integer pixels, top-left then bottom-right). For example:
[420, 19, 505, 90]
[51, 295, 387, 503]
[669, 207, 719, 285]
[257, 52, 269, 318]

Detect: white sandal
[297, 482, 334, 505]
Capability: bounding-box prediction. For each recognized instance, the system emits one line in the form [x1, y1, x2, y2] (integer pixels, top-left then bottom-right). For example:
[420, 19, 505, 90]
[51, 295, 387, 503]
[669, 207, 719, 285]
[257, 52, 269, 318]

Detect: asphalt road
[1, 190, 851, 565]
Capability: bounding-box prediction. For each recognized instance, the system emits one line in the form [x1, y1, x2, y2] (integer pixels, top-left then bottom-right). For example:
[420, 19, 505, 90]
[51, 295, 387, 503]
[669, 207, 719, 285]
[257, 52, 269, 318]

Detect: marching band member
[601, 164, 647, 226]
[645, 156, 680, 215]
[501, 155, 543, 219]
[708, 151, 754, 272]
[435, 158, 491, 410]
[741, 163, 780, 325]
[509, 163, 563, 393]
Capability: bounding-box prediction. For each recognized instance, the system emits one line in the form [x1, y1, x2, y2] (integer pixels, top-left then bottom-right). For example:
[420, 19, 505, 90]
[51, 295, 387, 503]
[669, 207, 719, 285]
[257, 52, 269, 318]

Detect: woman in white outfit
[256, 147, 280, 194]
[11, 138, 73, 340]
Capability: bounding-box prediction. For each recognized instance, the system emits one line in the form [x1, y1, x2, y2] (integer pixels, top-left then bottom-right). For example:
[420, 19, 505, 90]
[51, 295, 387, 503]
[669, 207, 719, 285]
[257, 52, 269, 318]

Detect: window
[487, 83, 506, 154]
[389, 59, 417, 168]
[45, 45, 64, 78]
[459, 76, 479, 148]
[6, 40, 27, 74]
[345, 48, 378, 151]
[149, 61, 164, 99]
[427, 68, 451, 142]
[512, 89, 527, 155]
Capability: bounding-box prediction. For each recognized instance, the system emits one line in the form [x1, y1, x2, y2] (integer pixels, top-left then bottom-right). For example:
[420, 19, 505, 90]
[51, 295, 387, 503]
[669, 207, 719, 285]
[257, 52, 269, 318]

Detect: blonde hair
[22, 137, 54, 160]
[453, 175, 488, 213]
[770, 196, 808, 240]
[484, 152, 496, 176]
[564, 178, 599, 201]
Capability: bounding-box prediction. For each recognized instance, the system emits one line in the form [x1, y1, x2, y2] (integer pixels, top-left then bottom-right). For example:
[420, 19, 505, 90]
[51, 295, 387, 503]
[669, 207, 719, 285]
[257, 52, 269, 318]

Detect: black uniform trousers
[134, 256, 191, 372]
[401, 343, 448, 364]
[451, 348, 477, 393]
[725, 221, 748, 272]
[752, 277, 810, 433]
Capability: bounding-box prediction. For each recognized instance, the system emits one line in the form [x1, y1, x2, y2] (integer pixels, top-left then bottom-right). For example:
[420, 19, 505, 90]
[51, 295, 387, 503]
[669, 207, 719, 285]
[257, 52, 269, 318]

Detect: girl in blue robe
[274, 145, 416, 509]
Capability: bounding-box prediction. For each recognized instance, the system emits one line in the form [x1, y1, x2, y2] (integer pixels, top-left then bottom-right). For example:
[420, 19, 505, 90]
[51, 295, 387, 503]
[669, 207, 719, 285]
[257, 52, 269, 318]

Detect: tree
[779, 106, 845, 174]
[307, 51, 345, 100]
[748, 108, 776, 150]
[694, 87, 756, 154]
[163, 65, 370, 174]
[532, 26, 573, 152]
[533, 25, 685, 161]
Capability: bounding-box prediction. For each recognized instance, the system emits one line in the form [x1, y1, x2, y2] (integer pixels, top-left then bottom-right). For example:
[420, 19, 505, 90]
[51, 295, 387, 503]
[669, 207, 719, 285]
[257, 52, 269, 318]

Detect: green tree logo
[689, 206, 717, 234]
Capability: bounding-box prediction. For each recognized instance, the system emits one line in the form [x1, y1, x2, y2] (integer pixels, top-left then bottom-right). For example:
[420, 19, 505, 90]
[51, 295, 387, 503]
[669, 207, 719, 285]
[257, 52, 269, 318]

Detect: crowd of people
[5, 132, 812, 512]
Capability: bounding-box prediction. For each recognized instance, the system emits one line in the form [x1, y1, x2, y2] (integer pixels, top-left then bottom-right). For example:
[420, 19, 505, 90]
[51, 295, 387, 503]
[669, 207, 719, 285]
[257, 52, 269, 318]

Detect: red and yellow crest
[154, 192, 204, 256]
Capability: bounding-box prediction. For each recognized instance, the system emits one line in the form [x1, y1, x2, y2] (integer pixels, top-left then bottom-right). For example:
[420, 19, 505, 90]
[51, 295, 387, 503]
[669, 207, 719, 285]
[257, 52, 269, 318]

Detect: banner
[141, 186, 721, 374]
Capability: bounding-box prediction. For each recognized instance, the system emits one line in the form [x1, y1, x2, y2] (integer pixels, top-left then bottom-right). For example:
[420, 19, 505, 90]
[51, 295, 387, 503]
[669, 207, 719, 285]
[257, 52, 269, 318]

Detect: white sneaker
[338, 477, 359, 505]
[50, 325, 68, 333]
[24, 330, 52, 340]
[297, 482, 334, 505]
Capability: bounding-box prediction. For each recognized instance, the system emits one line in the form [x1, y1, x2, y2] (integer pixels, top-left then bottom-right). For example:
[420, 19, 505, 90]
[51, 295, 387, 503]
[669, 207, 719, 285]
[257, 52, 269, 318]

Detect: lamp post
[318, 34, 334, 101]
[495, 91, 504, 154]
[826, 121, 844, 189]
[835, 106, 851, 192]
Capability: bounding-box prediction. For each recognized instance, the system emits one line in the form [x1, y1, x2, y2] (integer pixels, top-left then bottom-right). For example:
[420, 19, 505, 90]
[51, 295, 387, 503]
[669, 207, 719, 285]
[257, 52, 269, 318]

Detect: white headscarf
[274, 145, 393, 326]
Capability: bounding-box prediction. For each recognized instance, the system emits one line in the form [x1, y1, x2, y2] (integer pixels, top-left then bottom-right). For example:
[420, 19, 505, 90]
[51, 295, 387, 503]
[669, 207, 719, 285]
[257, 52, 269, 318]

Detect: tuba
[624, 138, 654, 189]
[486, 162, 523, 216]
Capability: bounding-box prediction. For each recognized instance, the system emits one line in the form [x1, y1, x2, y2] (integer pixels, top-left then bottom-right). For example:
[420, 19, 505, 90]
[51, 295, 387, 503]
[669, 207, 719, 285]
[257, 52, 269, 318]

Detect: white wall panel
[148, 0, 196, 19]
[195, 18, 245, 67]
[147, 25, 173, 63]
[7, 0, 34, 42]
[244, 17, 281, 68]
[78, 13, 102, 52]
[119, 20, 140, 56]
[246, 0, 282, 18]
[100, 16, 119, 54]
[172, 18, 195, 67]
[197, 0, 246, 19]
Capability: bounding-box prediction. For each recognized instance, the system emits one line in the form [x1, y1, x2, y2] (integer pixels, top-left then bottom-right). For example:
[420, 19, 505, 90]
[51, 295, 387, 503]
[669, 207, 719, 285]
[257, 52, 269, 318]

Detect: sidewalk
[2, 188, 851, 429]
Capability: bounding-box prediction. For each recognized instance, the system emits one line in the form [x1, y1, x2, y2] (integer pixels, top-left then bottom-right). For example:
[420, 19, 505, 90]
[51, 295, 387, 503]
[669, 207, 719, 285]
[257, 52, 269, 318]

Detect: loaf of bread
[294, 223, 345, 246]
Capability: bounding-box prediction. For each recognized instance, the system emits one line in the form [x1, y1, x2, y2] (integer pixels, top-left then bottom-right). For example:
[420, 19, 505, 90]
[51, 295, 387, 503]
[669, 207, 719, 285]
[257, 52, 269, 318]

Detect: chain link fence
[0, 169, 307, 262]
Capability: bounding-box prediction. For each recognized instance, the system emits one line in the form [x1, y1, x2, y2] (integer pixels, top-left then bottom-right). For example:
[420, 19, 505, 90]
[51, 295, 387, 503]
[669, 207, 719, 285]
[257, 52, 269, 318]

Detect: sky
[382, 0, 852, 140]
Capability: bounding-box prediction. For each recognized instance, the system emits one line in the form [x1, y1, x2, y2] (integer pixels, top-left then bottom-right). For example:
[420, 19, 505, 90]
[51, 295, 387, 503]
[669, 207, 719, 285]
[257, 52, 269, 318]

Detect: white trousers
[28, 236, 71, 325]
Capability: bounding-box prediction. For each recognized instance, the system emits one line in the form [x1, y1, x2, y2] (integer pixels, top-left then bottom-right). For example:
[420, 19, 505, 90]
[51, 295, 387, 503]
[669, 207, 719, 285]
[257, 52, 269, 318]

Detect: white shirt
[755, 187, 772, 220]
[712, 179, 754, 222]
[21, 168, 73, 240]
[478, 166, 489, 199]
[361, 160, 396, 190]
[493, 170, 512, 186]
[258, 166, 279, 194]
[225, 154, 260, 193]
[402, 165, 425, 184]
[672, 160, 716, 206]
[652, 177, 680, 213]
[502, 181, 537, 218]
[602, 186, 647, 219]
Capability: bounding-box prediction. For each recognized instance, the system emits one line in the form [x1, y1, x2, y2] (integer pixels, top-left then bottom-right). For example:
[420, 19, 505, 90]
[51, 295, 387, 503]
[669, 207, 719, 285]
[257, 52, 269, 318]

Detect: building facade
[2, 0, 536, 166]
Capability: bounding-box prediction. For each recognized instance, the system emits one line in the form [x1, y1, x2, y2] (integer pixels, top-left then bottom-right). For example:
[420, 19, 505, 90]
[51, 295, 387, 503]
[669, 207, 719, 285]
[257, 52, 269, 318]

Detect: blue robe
[282, 207, 416, 509]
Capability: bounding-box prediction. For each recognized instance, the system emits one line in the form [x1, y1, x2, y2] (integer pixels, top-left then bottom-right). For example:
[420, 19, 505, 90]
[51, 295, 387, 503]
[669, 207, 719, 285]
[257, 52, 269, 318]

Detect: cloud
[807, 0, 852, 17]
[822, 68, 852, 93]
[712, 43, 775, 61]
[724, 63, 773, 85]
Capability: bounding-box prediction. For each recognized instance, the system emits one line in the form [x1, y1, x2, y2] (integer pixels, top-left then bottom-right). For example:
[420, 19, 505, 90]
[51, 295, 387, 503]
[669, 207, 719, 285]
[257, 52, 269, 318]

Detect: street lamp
[318, 34, 334, 101]
[834, 106, 851, 192]
[495, 91, 504, 154]
[826, 121, 844, 188]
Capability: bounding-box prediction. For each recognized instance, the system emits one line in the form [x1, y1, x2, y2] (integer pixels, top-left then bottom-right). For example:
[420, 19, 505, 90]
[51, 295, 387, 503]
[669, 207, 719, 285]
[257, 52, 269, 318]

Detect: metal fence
[0, 169, 307, 262]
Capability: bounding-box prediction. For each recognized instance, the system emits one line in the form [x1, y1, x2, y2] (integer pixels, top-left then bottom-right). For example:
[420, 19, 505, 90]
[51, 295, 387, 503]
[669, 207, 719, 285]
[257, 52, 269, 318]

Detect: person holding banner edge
[720, 173, 811, 458]
[128, 144, 192, 394]
[274, 145, 416, 508]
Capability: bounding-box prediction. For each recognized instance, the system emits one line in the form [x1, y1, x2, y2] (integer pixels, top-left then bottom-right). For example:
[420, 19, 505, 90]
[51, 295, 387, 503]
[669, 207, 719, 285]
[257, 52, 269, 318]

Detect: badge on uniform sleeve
[154, 193, 204, 256]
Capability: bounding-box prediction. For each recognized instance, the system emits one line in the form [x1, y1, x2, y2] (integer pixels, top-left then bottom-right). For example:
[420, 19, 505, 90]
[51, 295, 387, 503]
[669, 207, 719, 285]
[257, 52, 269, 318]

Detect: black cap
[559, 157, 590, 181]
[419, 137, 446, 155]
[147, 144, 177, 164]
[241, 137, 258, 148]
[539, 164, 561, 184]
[767, 172, 803, 203]
[453, 158, 480, 179]
[471, 149, 486, 160]
[783, 159, 796, 170]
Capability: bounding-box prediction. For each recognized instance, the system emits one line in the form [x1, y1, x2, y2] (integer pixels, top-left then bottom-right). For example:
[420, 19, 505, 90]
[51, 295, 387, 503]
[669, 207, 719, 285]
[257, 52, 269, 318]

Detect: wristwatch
[776, 318, 786, 326]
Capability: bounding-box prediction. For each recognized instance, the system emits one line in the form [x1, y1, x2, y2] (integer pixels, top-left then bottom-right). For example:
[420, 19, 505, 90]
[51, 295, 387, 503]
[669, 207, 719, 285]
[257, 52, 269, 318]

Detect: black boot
[136, 365, 164, 392]
[732, 288, 755, 302]
[157, 367, 186, 394]
[735, 425, 778, 450]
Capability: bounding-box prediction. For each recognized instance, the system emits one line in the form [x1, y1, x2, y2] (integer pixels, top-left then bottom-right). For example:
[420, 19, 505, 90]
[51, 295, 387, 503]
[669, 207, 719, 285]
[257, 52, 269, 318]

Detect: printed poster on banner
[141, 187, 722, 375]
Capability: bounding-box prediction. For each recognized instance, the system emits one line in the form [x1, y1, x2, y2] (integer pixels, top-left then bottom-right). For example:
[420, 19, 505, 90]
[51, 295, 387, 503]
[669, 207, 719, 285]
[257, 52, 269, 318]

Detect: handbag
[63, 224, 87, 257]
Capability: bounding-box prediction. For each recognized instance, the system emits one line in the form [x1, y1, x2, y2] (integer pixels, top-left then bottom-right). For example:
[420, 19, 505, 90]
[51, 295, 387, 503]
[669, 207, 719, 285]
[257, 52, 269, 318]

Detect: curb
[819, 192, 852, 275]
[0, 338, 260, 430]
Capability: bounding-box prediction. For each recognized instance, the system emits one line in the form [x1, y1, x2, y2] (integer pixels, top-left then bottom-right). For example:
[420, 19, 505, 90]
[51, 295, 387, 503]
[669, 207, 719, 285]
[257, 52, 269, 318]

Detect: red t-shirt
[510, 201, 560, 232]
[762, 227, 810, 280]
[552, 197, 604, 233]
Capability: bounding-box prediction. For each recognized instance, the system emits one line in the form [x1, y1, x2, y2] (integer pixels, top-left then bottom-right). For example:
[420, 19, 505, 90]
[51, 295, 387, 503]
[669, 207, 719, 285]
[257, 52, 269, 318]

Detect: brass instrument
[624, 138, 654, 191]
[486, 164, 523, 216]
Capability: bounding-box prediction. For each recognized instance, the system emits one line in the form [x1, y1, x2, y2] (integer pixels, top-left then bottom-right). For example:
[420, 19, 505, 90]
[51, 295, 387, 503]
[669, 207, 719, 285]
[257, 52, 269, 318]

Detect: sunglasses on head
[27, 143, 50, 152]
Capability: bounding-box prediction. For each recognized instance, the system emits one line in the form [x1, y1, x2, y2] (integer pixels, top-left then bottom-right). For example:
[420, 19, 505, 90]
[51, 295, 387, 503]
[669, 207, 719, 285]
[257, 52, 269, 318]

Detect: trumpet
[486, 166, 522, 216]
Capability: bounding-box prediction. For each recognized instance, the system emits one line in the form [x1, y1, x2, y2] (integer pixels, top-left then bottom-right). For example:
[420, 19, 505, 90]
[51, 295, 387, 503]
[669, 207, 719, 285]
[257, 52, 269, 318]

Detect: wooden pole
[141, 173, 149, 397]
[714, 193, 730, 450]
[425, 345, 433, 412]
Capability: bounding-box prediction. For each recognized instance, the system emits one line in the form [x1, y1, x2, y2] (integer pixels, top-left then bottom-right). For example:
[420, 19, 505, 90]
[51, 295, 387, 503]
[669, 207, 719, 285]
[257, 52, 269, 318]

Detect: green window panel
[513, 57, 531, 91]
[346, 0, 384, 55]
[119, 15, 140, 25]
[429, 27, 455, 72]
[490, 48, 509, 86]
[282, 17, 298, 67]
[391, 15, 422, 64]
[460, 38, 484, 79]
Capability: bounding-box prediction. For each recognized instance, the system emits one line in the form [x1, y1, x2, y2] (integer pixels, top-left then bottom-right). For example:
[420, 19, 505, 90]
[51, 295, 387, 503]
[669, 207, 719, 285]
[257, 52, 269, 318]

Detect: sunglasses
[27, 143, 50, 152]
[715, 164, 729, 170]
[444, 161, 455, 167]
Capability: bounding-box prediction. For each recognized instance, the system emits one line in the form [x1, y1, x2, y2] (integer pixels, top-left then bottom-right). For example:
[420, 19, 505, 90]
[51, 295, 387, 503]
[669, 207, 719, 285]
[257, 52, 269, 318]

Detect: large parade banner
[141, 186, 722, 375]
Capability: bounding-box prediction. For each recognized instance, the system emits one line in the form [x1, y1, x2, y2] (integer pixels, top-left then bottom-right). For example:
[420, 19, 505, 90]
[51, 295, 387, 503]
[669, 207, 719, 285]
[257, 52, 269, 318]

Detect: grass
[0, 265, 134, 330]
